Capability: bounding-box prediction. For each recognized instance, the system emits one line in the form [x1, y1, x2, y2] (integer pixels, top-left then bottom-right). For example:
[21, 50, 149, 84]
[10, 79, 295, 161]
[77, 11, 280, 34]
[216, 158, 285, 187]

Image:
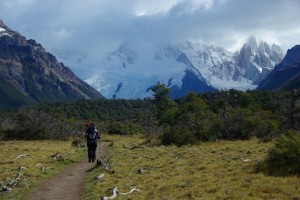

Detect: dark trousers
[87, 142, 97, 162]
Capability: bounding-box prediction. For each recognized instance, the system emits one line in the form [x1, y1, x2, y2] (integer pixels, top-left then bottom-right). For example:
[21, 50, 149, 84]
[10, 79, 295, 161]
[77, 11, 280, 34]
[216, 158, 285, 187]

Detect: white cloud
[53, 28, 72, 38]
[133, 0, 220, 16]
[0, 0, 299, 64]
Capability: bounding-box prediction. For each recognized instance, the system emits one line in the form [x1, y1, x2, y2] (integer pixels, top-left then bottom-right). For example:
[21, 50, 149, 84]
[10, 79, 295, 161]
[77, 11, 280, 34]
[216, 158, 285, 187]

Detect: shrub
[2, 107, 78, 140]
[72, 137, 86, 147]
[264, 131, 300, 176]
[106, 120, 141, 135]
[160, 127, 198, 146]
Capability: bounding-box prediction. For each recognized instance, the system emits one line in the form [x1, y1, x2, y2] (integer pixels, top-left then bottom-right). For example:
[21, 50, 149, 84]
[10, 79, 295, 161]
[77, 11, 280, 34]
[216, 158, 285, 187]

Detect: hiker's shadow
[86, 160, 100, 172]
[86, 165, 98, 172]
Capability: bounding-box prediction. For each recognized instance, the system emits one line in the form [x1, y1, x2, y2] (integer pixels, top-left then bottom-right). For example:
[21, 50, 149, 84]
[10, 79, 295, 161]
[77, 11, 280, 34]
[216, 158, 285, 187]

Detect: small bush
[72, 137, 86, 147]
[160, 127, 198, 146]
[263, 131, 300, 176]
[106, 120, 141, 135]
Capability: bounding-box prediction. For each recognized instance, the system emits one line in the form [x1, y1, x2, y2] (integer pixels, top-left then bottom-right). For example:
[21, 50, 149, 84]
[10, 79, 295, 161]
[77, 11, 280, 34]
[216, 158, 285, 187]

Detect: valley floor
[84, 135, 300, 200]
[0, 136, 299, 200]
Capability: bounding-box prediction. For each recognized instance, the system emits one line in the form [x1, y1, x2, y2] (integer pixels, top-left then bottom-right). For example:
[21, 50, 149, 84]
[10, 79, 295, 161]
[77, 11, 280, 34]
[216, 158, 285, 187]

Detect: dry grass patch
[84, 135, 300, 200]
[0, 140, 84, 200]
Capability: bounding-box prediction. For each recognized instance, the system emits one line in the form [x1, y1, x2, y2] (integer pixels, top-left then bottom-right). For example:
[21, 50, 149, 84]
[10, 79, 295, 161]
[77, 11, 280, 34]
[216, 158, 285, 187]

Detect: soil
[27, 142, 107, 200]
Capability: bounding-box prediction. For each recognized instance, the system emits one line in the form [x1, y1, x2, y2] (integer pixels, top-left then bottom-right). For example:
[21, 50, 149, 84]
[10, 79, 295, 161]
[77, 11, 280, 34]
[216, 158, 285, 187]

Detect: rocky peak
[235, 36, 283, 84]
[271, 43, 283, 54]
[0, 19, 104, 105]
[108, 42, 138, 65]
[246, 35, 258, 52]
[0, 19, 5, 27]
[258, 41, 271, 54]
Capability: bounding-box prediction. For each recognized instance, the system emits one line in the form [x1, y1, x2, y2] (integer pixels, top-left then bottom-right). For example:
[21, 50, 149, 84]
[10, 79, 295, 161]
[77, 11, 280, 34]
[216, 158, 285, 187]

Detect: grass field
[0, 140, 84, 200]
[1, 136, 299, 200]
[84, 135, 300, 200]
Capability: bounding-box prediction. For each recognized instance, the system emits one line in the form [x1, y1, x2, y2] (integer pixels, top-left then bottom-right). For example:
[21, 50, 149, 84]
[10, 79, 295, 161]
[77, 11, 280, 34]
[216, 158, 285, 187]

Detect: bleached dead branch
[97, 156, 115, 173]
[118, 187, 140, 195]
[36, 163, 45, 171]
[240, 158, 251, 163]
[16, 154, 30, 159]
[0, 182, 12, 192]
[95, 174, 105, 182]
[101, 187, 140, 200]
[1, 165, 26, 190]
[101, 187, 117, 200]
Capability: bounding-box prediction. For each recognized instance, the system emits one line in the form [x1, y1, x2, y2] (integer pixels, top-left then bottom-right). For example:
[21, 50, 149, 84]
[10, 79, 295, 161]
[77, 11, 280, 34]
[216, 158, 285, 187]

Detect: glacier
[57, 37, 283, 99]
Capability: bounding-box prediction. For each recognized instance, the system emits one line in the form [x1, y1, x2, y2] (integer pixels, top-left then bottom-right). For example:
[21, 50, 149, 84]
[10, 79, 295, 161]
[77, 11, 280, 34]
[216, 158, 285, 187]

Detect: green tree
[177, 93, 221, 141]
[151, 84, 178, 125]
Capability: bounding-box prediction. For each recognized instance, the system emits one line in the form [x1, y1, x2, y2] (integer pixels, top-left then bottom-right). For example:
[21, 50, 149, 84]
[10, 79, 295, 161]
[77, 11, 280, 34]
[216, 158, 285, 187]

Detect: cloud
[0, 0, 300, 63]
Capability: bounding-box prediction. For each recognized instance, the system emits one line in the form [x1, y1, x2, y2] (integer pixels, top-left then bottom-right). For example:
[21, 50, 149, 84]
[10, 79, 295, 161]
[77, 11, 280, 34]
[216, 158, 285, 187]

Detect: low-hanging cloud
[0, 0, 300, 62]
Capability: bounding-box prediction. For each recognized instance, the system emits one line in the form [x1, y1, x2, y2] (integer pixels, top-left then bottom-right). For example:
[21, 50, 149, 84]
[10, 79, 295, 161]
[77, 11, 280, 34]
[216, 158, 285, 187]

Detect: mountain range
[257, 45, 300, 90]
[1, 17, 299, 110]
[83, 36, 283, 99]
[0, 19, 104, 110]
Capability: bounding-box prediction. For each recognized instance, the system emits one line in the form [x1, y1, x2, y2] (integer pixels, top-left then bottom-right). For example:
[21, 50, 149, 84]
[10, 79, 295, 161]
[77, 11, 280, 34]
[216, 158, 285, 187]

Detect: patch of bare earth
[27, 142, 107, 200]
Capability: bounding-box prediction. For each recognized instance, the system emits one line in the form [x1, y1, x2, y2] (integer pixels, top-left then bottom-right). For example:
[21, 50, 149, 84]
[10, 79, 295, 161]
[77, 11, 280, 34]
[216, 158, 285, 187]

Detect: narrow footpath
[27, 143, 107, 200]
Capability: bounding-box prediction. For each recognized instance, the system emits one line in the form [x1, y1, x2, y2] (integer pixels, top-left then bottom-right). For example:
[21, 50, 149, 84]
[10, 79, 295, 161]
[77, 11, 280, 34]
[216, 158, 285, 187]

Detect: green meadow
[0, 140, 84, 200]
[83, 135, 300, 200]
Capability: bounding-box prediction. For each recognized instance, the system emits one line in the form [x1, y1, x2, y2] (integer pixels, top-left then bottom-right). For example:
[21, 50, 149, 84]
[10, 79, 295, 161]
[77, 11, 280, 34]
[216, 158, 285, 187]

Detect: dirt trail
[27, 142, 107, 200]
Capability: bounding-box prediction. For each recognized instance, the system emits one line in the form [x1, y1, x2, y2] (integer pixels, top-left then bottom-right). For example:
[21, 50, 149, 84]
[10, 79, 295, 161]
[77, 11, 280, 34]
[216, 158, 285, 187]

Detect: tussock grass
[84, 135, 300, 200]
[0, 140, 84, 200]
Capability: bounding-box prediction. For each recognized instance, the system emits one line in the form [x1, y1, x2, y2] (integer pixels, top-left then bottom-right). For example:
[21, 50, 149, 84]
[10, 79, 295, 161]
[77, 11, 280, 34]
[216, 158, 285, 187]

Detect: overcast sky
[1, 0, 300, 58]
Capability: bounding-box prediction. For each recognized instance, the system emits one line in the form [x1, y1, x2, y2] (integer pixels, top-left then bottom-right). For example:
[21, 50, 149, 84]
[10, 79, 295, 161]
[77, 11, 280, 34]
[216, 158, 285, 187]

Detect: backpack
[86, 127, 97, 142]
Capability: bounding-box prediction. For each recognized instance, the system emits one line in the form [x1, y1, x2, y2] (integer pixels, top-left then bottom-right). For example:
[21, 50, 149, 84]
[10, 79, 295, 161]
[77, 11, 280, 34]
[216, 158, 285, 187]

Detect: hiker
[86, 123, 100, 163]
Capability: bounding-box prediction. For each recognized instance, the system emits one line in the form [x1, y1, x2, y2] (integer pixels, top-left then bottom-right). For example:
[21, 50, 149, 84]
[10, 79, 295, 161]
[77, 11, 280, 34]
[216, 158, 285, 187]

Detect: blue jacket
[86, 127, 100, 143]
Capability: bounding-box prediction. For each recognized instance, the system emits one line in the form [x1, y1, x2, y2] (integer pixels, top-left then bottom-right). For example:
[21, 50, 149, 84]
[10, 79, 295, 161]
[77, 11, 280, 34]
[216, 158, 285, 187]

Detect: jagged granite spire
[234, 36, 283, 84]
[0, 19, 4, 27]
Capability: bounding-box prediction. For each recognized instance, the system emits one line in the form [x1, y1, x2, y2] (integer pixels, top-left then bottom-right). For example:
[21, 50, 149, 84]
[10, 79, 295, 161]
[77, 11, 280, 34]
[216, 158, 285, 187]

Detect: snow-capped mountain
[177, 36, 283, 91]
[60, 36, 283, 99]
[234, 36, 283, 85]
[85, 42, 217, 99]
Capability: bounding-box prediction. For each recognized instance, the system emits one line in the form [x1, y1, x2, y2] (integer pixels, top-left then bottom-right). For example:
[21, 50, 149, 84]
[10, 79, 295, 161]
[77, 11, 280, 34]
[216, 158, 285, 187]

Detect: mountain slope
[0, 79, 36, 110]
[257, 45, 300, 90]
[83, 38, 282, 99]
[0, 19, 104, 108]
[86, 43, 216, 99]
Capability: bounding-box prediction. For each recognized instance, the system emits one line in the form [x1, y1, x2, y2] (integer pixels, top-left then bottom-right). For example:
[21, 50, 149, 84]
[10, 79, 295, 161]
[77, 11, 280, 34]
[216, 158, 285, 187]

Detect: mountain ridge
[257, 45, 300, 90]
[83, 37, 283, 99]
[0, 19, 104, 109]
